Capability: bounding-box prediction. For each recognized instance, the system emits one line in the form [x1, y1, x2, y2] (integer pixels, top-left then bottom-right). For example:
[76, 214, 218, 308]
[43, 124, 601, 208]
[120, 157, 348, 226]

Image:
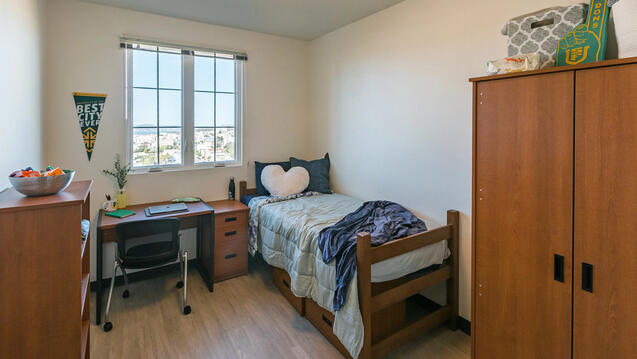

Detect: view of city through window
[130, 47, 237, 168]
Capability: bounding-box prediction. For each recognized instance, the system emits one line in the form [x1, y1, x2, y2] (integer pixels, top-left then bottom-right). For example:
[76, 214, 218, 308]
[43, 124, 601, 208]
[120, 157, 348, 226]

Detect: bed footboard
[357, 210, 460, 359]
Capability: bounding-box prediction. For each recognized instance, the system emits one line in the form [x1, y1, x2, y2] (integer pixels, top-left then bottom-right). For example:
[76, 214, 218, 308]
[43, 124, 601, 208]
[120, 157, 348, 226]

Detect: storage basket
[502, 4, 588, 68]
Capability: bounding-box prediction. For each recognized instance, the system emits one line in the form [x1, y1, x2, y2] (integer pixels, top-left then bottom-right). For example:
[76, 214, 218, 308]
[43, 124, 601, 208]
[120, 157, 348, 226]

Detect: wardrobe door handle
[554, 254, 564, 282]
[582, 263, 593, 293]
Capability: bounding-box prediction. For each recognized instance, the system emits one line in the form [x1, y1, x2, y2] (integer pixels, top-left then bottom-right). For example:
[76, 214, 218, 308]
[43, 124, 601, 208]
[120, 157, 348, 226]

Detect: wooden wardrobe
[470, 58, 637, 359]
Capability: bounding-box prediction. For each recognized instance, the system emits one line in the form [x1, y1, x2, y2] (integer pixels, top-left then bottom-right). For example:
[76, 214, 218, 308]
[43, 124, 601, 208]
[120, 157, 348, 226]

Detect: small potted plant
[103, 156, 132, 209]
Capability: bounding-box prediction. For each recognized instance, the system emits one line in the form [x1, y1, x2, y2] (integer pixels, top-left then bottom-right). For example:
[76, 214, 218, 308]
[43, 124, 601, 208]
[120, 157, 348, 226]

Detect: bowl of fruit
[9, 166, 75, 197]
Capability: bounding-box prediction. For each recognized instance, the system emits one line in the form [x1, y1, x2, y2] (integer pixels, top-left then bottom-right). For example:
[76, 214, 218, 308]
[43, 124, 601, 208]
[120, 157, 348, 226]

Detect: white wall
[0, 0, 44, 189]
[43, 0, 311, 279]
[308, 0, 582, 320]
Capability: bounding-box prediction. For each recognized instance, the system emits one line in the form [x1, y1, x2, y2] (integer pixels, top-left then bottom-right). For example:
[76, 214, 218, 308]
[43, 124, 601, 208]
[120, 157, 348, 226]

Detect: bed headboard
[239, 180, 257, 199]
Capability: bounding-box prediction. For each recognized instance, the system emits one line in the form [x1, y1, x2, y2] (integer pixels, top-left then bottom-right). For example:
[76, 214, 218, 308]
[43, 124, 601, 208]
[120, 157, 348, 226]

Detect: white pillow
[261, 165, 309, 197]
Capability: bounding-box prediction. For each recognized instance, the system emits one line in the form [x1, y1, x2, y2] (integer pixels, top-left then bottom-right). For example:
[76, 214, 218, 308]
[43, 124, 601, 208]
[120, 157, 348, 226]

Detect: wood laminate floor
[91, 257, 470, 358]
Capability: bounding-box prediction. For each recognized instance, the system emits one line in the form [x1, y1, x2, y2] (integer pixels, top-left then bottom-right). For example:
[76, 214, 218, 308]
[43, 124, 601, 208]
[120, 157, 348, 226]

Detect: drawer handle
[282, 279, 290, 289]
[225, 217, 237, 223]
[321, 314, 333, 328]
[225, 230, 237, 237]
[225, 253, 237, 260]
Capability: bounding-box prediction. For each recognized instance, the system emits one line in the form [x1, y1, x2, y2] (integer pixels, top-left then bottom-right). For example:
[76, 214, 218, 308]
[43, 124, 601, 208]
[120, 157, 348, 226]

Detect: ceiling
[81, 0, 406, 40]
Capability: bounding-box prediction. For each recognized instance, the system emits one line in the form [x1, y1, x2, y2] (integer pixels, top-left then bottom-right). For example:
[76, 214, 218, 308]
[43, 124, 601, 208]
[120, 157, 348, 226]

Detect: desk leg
[209, 212, 214, 291]
[196, 210, 215, 292]
[96, 210, 103, 325]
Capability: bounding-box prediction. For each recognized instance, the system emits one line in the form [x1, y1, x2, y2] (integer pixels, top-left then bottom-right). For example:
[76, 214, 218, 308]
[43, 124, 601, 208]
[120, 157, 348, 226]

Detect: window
[194, 53, 237, 163]
[123, 39, 245, 171]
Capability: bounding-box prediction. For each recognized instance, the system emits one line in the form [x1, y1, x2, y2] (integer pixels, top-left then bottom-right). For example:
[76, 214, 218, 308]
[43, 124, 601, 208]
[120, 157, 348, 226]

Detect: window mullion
[235, 60, 243, 165]
[125, 48, 134, 166]
[155, 49, 160, 167]
[183, 55, 195, 167]
[213, 56, 217, 165]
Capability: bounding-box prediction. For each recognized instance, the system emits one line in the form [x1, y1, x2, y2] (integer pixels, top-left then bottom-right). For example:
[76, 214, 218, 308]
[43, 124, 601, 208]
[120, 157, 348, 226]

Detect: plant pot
[613, 0, 637, 58]
[116, 189, 127, 209]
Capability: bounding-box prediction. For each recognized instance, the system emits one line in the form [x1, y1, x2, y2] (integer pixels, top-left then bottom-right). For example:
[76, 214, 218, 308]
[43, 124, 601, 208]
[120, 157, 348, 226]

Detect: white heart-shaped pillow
[261, 165, 310, 197]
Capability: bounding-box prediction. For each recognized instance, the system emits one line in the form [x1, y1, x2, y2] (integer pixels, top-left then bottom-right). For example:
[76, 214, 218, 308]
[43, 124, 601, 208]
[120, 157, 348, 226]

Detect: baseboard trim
[411, 294, 471, 336]
[90, 259, 197, 291]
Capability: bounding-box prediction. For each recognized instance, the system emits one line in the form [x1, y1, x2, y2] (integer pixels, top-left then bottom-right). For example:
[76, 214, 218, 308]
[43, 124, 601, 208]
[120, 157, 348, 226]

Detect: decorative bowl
[9, 170, 75, 196]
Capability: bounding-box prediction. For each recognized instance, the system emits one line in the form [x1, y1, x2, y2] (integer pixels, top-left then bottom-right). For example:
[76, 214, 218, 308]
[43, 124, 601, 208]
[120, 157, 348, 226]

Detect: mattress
[249, 193, 449, 357]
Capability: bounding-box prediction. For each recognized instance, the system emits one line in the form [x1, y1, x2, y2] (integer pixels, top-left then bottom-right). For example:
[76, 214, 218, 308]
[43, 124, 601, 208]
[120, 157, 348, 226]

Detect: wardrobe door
[574, 64, 637, 358]
[474, 72, 573, 359]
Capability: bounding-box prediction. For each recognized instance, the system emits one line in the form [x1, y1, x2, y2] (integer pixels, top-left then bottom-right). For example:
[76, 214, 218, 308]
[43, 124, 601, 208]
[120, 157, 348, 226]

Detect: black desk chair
[103, 218, 191, 332]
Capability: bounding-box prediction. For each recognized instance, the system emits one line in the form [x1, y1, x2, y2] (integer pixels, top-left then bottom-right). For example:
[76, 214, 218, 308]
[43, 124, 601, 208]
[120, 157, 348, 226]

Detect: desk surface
[98, 199, 247, 230]
[98, 201, 212, 230]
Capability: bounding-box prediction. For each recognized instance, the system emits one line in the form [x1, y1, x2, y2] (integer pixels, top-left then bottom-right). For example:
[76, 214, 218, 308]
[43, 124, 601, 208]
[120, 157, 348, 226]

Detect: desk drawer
[215, 224, 247, 245]
[214, 238, 247, 281]
[215, 211, 247, 228]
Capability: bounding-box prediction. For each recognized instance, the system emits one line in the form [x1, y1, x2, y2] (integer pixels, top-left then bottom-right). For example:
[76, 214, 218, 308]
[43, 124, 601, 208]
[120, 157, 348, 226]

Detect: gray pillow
[290, 153, 331, 194]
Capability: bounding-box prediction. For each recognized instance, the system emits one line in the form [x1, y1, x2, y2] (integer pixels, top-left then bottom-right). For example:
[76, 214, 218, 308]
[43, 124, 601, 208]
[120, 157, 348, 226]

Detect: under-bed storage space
[272, 266, 305, 315]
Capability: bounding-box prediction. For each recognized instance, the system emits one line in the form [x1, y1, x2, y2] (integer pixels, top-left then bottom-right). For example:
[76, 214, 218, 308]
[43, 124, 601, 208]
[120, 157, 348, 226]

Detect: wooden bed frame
[239, 181, 459, 358]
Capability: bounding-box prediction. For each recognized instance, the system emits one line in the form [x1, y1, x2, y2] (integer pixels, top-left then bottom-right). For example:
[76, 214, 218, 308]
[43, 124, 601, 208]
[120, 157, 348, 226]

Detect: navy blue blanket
[318, 201, 427, 311]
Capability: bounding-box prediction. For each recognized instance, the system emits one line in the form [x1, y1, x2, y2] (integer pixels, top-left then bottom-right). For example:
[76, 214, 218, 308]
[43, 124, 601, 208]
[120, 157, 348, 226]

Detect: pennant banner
[73, 92, 106, 161]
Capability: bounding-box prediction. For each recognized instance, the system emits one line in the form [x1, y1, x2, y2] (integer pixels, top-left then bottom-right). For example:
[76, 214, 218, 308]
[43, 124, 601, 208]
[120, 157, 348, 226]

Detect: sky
[132, 50, 236, 129]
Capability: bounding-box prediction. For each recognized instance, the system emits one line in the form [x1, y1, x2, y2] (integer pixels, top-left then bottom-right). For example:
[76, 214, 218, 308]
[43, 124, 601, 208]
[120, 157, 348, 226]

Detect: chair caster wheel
[176, 281, 184, 288]
[103, 322, 113, 332]
[183, 306, 191, 315]
[122, 289, 130, 298]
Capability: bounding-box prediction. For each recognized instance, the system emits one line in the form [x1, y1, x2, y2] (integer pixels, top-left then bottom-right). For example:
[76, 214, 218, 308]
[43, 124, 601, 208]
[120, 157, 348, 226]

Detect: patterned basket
[502, 4, 588, 68]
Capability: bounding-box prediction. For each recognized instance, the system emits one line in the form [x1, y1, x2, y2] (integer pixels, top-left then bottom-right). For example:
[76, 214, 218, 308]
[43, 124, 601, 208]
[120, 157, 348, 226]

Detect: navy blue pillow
[255, 161, 291, 196]
[290, 153, 332, 194]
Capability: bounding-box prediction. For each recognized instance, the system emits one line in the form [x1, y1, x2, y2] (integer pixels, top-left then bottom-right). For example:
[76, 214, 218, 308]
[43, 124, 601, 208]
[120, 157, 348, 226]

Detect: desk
[95, 201, 214, 325]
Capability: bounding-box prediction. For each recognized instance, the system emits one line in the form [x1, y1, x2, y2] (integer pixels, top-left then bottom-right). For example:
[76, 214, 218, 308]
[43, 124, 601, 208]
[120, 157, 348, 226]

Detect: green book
[105, 209, 136, 218]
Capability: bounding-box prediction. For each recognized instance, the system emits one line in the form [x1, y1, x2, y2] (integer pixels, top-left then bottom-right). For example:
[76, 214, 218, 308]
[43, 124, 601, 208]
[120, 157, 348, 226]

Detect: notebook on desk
[145, 202, 188, 217]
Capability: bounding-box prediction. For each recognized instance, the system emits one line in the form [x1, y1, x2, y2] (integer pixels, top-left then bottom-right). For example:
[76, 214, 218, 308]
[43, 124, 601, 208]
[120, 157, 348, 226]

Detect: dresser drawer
[305, 298, 351, 358]
[214, 237, 247, 281]
[215, 224, 247, 245]
[214, 211, 247, 228]
[272, 266, 305, 315]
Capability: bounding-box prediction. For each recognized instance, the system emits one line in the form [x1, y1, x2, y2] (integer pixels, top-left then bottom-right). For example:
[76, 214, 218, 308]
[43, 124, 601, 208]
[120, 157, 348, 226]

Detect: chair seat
[122, 242, 176, 268]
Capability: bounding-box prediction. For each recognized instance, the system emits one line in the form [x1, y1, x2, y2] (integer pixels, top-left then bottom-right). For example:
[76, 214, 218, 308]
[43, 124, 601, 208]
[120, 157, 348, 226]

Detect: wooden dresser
[208, 200, 249, 282]
[0, 180, 92, 359]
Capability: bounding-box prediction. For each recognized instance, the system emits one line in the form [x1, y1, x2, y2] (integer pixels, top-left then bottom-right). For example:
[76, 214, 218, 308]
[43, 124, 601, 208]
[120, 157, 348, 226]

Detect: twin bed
[239, 181, 459, 359]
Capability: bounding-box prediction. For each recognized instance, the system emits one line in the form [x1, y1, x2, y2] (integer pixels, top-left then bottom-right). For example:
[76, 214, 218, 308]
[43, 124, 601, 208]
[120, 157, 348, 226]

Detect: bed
[239, 181, 459, 359]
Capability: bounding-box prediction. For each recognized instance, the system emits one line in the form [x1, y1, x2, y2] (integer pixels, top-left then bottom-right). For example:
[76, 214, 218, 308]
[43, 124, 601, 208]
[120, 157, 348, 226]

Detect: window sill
[129, 162, 242, 175]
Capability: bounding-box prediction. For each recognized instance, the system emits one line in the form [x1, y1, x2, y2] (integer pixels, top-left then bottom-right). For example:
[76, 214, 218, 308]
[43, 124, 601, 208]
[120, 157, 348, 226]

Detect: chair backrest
[115, 218, 180, 268]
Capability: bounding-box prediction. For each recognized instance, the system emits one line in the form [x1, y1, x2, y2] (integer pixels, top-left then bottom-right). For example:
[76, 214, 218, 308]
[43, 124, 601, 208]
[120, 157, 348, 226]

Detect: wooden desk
[95, 201, 214, 325]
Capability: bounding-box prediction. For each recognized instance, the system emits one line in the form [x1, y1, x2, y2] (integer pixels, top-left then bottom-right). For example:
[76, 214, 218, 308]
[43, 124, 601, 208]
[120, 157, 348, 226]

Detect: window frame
[124, 43, 244, 174]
